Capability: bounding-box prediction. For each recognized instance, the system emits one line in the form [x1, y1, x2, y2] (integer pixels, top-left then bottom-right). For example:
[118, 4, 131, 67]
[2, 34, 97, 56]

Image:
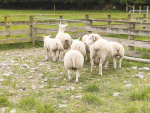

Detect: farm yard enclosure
[1, 12, 150, 112]
[1, 13, 150, 60]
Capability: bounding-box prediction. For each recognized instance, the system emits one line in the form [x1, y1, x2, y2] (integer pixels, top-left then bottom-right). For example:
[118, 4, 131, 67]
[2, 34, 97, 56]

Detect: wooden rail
[0, 13, 150, 60]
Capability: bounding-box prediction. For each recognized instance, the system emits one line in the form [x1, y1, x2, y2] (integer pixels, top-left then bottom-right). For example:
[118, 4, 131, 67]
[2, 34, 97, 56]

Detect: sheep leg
[45, 48, 49, 60]
[99, 59, 104, 76]
[104, 60, 108, 70]
[85, 52, 88, 61]
[52, 51, 56, 61]
[113, 57, 117, 69]
[91, 58, 94, 73]
[68, 70, 71, 81]
[119, 57, 123, 69]
[75, 70, 80, 83]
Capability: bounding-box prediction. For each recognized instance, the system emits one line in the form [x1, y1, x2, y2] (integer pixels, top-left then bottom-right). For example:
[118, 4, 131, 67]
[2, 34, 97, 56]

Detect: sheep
[58, 23, 68, 33]
[55, 23, 72, 50]
[90, 39, 113, 76]
[84, 33, 102, 63]
[109, 41, 124, 69]
[43, 35, 64, 62]
[82, 34, 90, 61]
[71, 38, 86, 57]
[64, 50, 84, 83]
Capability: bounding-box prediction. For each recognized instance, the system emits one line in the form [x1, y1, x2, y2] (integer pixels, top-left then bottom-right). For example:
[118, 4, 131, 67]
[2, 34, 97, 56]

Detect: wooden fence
[0, 13, 150, 61]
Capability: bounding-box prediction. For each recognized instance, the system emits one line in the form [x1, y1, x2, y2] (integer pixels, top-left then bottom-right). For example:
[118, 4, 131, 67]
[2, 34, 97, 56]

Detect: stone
[113, 93, 120, 97]
[10, 109, 16, 113]
[78, 87, 82, 90]
[20, 86, 26, 91]
[75, 95, 82, 99]
[44, 79, 47, 82]
[124, 84, 131, 88]
[58, 104, 67, 108]
[39, 85, 44, 89]
[52, 85, 57, 88]
[123, 81, 128, 83]
[131, 66, 137, 70]
[28, 76, 33, 79]
[135, 74, 144, 79]
[3, 73, 10, 76]
[138, 67, 149, 71]
[0, 78, 4, 82]
[22, 64, 30, 68]
[39, 74, 44, 77]
[32, 86, 36, 90]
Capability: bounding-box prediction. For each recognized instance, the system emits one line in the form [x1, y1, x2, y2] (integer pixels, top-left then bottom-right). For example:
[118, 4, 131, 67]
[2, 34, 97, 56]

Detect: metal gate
[35, 17, 87, 41]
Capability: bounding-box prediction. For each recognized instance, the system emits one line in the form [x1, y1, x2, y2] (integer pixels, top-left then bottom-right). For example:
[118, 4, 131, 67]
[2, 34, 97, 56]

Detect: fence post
[128, 14, 131, 20]
[143, 14, 147, 29]
[108, 15, 111, 25]
[5, 16, 10, 39]
[139, 5, 141, 13]
[86, 14, 89, 19]
[133, 5, 135, 13]
[29, 16, 35, 46]
[86, 19, 92, 34]
[128, 23, 135, 50]
[59, 16, 63, 24]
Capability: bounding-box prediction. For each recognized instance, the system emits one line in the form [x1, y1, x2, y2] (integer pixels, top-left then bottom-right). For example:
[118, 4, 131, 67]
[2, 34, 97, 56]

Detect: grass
[1, 9, 150, 112]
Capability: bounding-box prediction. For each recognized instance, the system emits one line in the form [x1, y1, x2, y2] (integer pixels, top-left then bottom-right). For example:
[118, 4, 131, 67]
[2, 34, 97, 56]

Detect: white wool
[71, 39, 86, 57]
[43, 35, 64, 61]
[64, 50, 84, 83]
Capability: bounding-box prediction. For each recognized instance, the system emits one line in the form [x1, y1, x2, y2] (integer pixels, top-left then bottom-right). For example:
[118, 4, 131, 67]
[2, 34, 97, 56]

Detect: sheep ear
[58, 23, 60, 26]
[65, 24, 68, 26]
[87, 34, 89, 36]
[48, 34, 51, 37]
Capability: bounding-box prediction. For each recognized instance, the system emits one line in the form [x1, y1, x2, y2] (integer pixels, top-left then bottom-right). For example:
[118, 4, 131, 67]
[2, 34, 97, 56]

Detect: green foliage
[130, 86, 150, 101]
[84, 84, 99, 92]
[82, 93, 104, 105]
[0, 96, 11, 107]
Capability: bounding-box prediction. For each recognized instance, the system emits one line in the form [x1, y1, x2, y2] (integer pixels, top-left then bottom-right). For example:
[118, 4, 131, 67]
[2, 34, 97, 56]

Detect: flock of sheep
[43, 24, 125, 83]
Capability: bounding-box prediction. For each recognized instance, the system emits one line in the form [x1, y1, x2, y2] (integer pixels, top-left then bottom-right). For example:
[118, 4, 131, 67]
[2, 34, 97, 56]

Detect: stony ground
[1, 47, 150, 113]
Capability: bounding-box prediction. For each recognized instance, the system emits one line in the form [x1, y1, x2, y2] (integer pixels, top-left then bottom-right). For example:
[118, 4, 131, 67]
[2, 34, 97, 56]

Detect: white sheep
[90, 39, 113, 76]
[55, 23, 72, 50]
[109, 41, 124, 69]
[71, 38, 86, 57]
[64, 50, 84, 83]
[58, 23, 68, 33]
[84, 33, 102, 63]
[82, 33, 102, 61]
[82, 35, 90, 61]
[43, 35, 64, 61]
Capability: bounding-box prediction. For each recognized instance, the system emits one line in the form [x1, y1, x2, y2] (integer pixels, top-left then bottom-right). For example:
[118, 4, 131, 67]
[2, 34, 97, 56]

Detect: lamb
[90, 39, 113, 76]
[55, 23, 72, 50]
[71, 38, 86, 57]
[82, 34, 90, 61]
[64, 50, 84, 83]
[109, 41, 124, 69]
[43, 35, 64, 61]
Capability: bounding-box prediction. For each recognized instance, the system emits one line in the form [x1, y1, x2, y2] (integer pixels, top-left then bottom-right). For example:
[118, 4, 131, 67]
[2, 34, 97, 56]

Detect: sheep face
[85, 34, 95, 46]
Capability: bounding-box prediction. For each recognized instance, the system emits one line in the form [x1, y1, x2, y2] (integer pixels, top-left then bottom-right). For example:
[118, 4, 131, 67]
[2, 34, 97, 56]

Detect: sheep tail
[72, 56, 76, 68]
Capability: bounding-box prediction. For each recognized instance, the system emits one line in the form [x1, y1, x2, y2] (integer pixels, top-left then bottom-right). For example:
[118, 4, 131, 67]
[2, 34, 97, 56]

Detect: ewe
[90, 39, 113, 76]
[64, 50, 84, 83]
[71, 39, 86, 57]
[55, 23, 72, 50]
[109, 41, 124, 69]
[82, 33, 102, 61]
[43, 35, 64, 61]
[82, 35, 90, 61]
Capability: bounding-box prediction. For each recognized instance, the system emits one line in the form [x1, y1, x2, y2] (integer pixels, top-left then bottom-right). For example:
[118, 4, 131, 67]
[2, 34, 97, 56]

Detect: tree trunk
[54, 2, 55, 11]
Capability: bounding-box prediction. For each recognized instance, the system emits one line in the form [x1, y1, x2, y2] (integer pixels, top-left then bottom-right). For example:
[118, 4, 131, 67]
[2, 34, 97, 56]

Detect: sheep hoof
[75, 81, 78, 84]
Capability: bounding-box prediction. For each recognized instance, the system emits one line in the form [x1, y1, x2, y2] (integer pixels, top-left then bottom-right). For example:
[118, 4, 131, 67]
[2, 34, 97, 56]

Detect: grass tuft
[84, 84, 99, 92]
[82, 93, 104, 105]
[130, 86, 150, 101]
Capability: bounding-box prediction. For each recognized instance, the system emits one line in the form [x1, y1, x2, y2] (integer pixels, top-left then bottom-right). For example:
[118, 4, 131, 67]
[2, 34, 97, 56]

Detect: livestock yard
[1, 10, 150, 113]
